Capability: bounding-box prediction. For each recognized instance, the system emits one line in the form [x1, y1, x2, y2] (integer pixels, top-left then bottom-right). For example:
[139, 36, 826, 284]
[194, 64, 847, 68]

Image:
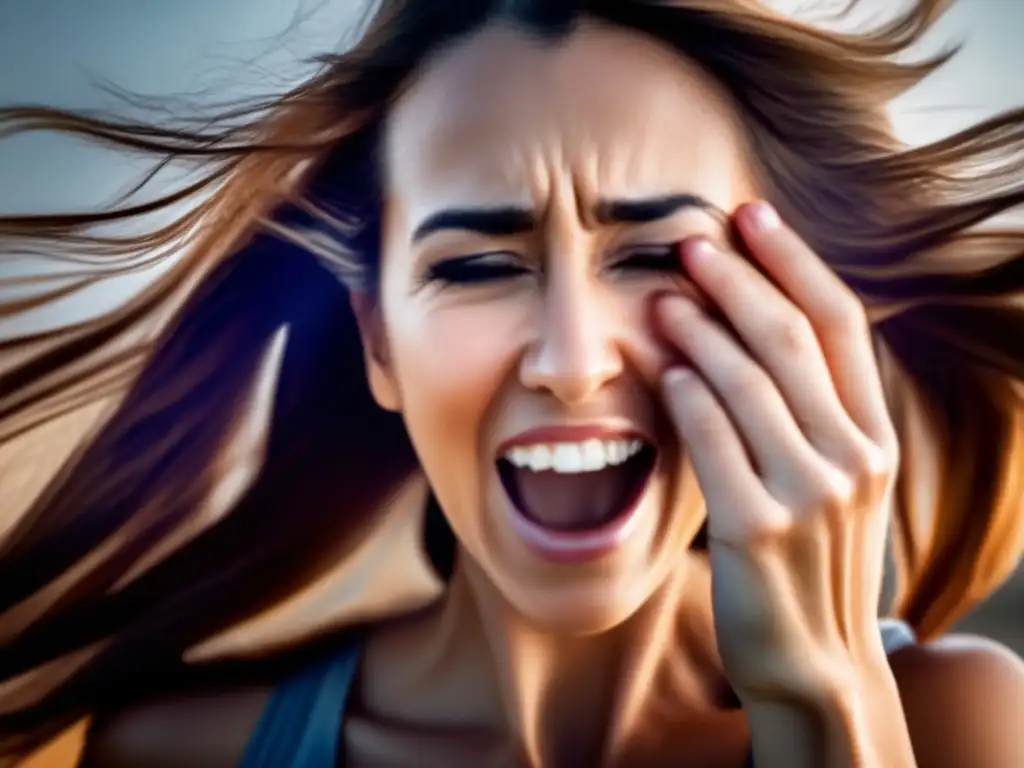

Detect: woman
[1, 0, 1023, 765]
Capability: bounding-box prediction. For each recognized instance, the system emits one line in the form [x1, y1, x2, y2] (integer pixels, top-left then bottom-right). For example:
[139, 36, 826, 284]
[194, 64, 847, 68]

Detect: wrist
[811, 679, 885, 767]
[741, 657, 915, 768]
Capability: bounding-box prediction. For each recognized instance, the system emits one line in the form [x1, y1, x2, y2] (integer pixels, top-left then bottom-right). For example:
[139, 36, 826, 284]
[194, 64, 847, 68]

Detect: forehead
[384, 21, 753, 213]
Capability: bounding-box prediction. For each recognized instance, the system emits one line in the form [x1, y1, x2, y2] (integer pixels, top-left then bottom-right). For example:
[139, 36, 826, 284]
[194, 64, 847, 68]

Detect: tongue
[514, 464, 634, 531]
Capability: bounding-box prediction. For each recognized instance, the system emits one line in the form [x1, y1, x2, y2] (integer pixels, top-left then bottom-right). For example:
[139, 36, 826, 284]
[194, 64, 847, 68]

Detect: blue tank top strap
[240, 637, 363, 768]
[242, 620, 916, 768]
[879, 617, 917, 655]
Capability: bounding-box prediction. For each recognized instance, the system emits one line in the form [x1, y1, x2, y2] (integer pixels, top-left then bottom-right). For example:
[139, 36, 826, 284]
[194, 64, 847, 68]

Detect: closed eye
[420, 252, 530, 286]
[419, 245, 681, 290]
[609, 244, 681, 273]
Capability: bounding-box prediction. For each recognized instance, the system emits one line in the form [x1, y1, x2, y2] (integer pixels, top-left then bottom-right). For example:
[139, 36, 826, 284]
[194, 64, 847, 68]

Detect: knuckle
[836, 423, 898, 482]
[807, 468, 856, 511]
[878, 429, 901, 463]
[724, 365, 770, 401]
[668, 377, 722, 441]
[853, 440, 897, 482]
[825, 290, 868, 335]
[768, 313, 814, 355]
[690, 407, 725, 443]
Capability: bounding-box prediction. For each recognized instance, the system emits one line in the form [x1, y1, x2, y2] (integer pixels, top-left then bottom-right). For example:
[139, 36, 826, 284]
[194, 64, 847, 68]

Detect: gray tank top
[240, 618, 917, 767]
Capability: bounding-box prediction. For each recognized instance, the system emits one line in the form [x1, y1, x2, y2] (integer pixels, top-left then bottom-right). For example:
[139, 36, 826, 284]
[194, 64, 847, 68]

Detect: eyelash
[422, 245, 681, 287]
[423, 255, 529, 285]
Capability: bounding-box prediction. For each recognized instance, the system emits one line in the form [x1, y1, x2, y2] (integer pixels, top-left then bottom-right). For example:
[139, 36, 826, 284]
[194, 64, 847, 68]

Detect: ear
[350, 291, 402, 412]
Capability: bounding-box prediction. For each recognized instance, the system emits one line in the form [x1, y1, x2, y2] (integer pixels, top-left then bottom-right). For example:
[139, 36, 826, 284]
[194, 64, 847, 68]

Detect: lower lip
[503, 464, 652, 564]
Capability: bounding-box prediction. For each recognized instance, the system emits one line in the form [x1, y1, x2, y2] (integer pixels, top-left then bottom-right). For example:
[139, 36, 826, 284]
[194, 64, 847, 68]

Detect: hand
[657, 201, 900, 702]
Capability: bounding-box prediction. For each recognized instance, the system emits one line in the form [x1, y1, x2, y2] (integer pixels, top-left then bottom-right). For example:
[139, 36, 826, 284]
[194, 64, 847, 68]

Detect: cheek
[384, 293, 530, 470]
[616, 280, 695, 385]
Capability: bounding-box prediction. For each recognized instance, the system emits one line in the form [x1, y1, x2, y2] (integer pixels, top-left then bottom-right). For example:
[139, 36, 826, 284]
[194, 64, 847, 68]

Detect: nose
[519, 270, 624, 405]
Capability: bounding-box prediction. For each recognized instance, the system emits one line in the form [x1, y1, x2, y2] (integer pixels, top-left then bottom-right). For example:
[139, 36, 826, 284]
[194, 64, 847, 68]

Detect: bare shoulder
[889, 632, 1024, 766]
[80, 686, 271, 768]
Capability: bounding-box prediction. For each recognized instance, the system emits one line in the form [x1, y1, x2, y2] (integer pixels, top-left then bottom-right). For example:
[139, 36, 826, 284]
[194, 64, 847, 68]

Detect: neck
[425, 551, 735, 767]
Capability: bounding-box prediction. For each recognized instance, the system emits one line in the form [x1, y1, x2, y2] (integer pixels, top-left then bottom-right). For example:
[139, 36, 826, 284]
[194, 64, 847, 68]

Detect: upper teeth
[503, 439, 645, 474]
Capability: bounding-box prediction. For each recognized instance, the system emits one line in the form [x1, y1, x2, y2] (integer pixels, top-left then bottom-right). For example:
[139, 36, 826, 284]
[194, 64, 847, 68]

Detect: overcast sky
[0, 0, 1021, 323]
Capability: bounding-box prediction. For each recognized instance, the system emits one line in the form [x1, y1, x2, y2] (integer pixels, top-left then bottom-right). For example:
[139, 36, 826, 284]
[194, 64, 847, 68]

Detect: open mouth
[497, 438, 658, 534]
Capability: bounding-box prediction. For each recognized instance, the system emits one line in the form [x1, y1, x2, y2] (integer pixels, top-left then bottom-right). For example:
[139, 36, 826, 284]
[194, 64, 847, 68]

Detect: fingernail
[748, 201, 780, 230]
[685, 236, 716, 263]
[663, 366, 695, 390]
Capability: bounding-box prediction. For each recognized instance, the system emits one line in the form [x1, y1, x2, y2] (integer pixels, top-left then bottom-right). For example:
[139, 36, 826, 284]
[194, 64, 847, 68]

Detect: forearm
[743, 664, 917, 768]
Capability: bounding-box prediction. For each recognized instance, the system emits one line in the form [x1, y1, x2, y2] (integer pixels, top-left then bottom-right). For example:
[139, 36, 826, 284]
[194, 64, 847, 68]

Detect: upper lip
[495, 423, 653, 458]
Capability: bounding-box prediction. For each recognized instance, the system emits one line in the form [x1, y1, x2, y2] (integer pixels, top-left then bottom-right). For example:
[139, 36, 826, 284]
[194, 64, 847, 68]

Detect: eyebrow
[595, 193, 726, 225]
[410, 193, 725, 242]
[412, 207, 536, 242]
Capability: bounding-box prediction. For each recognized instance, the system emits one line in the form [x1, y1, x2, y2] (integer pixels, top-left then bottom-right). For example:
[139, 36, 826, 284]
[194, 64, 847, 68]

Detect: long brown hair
[1, 0, 1022, 759]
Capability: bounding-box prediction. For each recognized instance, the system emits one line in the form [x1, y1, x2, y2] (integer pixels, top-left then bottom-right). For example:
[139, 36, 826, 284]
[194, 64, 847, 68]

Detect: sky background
[0, 0, 1021, 319]
[0, 0, 1022, 644]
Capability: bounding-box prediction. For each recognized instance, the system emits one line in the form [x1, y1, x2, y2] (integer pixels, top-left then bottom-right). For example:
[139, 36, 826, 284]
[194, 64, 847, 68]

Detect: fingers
[659, 295, 834, 494]
[661, 366, 782, 542]
[665, 209, 890, 476]
[652, 200, 898, 533]
[730, 202, 895, 451]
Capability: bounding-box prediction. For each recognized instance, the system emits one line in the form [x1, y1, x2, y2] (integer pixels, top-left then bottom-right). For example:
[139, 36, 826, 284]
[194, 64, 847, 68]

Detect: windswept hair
[0, 0, 1022, 759]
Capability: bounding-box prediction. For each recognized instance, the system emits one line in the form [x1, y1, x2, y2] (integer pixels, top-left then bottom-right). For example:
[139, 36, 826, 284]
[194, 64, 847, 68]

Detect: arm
[654, 205, 1024, 768]
[743, 657, 915, 767]
[744, 634, 1024, 768]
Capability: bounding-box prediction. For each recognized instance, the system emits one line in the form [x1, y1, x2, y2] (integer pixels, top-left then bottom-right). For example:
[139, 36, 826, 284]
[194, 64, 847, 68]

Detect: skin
[82, 20, 1024, 768]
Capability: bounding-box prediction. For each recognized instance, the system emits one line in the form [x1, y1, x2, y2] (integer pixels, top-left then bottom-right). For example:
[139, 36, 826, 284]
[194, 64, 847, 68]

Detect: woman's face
[363, 21, 757, 633]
